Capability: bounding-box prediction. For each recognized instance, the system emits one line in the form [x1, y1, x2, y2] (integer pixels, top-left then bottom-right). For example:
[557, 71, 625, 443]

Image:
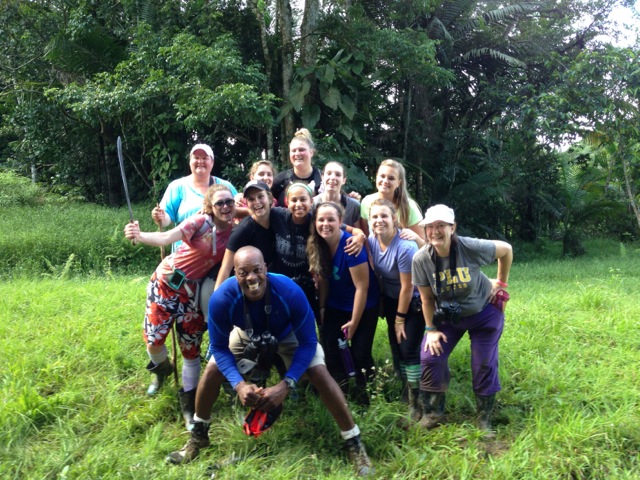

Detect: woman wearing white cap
[151, 144, 238, 315]
[411, 204, 512, 435]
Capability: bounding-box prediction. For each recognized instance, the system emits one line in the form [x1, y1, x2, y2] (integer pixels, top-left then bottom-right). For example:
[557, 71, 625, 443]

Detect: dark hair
[307, 201, 344, 277]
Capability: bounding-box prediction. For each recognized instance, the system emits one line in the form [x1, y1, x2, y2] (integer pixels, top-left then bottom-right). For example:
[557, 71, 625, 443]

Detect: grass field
[2, 239, 640, 479]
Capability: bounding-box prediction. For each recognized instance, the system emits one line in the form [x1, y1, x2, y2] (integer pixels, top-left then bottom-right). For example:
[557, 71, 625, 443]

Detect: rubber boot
[418, 391, 445, 430]
[344, 434, 375, 477]
[398, 387, 422, 429]
[178, 388, 196, 431]
[146, 358, 173, 396]
[408, 387, 423, 423]
[166, 421, 210, 464]
[475, 393, 496, 437]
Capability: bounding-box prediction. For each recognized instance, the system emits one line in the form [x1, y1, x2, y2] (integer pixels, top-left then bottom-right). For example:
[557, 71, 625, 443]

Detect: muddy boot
[146, 358, 174, 396]
[344, 434, 375, 477]
[476, 393, 496, 437]
[178, 388, 196, 431]
[166, 421, 210, 465]
[398, 387, 422, 429]
[408, 387, 423, 422]
[418, 391, 445, 430]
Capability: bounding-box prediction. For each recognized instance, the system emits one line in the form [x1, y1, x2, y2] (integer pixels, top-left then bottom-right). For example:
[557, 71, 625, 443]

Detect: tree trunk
[277, 0, 295, 164]
[620, 143, 640, 231]
[249, 0, 275, 161]
[300, 0, 319, 69]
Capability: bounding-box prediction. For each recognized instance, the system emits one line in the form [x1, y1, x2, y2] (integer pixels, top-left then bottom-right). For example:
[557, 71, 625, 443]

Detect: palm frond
[455, 2, 548, 39]
[454, 48, 526, 68]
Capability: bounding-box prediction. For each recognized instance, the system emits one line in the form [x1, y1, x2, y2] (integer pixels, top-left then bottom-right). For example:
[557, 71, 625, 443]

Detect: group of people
[123, 129, 513, 476]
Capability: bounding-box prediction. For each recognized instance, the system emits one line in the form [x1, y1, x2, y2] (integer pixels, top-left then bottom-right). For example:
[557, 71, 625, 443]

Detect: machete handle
[128, 220, 138, 246]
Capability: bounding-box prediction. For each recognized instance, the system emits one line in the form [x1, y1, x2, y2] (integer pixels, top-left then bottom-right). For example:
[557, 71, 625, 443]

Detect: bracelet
[496, 280, 508, 288]
[425, 326, 437, 332]
[396, 311, 407, 319]
[395, 320, 405, 325]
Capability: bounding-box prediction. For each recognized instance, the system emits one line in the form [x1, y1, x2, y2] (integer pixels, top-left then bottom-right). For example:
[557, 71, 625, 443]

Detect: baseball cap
[190, 143, 214, 159]
[243, 180, 270, 196]
[418, 204, 455, 227]
[243, 404, 283, 438]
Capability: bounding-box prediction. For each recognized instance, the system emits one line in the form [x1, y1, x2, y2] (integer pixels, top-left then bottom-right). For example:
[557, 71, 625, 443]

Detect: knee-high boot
[475, 393, 496, 436]
[418, 391, 445, 430]
[146, 358, 174, 396]
[178, 388, 196, 431]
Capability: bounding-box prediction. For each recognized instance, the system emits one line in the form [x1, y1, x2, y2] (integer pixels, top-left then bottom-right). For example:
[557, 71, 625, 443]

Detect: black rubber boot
[146, 358, 173, 396]
[344, 434, 375, 477]
[408, 387, 423, 422]
[166, 421, 210, 464]
[476, 393, 496, 437]
[398, 387, 423, 429]
[178, 388, 196, 431]
[418, 391, 445, 430]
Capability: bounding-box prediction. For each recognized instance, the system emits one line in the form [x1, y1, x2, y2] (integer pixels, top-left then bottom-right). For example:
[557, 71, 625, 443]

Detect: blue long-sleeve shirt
[208, 273, 318, 388]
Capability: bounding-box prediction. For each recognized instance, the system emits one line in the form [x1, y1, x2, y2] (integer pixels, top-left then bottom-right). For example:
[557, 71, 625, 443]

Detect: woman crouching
[412, 204, 512, 435]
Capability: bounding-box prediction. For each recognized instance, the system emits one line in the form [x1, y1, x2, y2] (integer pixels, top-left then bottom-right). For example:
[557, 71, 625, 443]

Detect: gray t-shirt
[313, 193, 361, 227]
[368, 231, 419, 298]
[412, 236, 496, 317]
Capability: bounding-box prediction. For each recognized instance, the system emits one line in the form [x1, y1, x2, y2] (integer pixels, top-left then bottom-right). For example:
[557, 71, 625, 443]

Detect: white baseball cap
[419, 204, 455, 227]
[190, 143, 214, 159]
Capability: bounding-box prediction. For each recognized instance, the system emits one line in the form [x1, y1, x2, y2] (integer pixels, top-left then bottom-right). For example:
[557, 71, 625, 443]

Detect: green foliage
[0, 171, 46, 207]
[1, 0, 638, 242]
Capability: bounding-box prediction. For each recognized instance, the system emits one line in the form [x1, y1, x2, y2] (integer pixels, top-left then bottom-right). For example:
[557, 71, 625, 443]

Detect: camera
[243, 331, 279, 363]
[433, 300, 462, 324]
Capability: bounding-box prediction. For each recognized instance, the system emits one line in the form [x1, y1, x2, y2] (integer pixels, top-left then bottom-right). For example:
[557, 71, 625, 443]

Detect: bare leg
[195, 360, 226, 419]
[307, 364, 355, 431]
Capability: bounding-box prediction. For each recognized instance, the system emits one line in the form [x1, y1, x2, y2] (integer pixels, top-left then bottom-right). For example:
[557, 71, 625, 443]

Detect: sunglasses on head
[213, 199, 235, 208]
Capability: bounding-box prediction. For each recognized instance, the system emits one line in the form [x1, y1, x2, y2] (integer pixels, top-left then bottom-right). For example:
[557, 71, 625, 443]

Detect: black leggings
[382, 295, 423, 370]
[322, 305, 378, 386]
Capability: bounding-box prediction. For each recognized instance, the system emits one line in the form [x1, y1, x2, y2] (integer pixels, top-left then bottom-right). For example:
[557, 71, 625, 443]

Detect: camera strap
[242, 278, 272, 337]
[434, 240, 457, 303]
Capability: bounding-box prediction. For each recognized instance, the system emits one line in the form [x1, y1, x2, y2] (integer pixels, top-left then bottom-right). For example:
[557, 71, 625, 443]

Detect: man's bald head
[234, 246, 268, 301]
[234, 246, 265, 269]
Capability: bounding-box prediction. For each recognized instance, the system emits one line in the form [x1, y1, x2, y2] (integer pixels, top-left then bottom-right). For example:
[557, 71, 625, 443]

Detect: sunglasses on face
[213, 199, 235, 208]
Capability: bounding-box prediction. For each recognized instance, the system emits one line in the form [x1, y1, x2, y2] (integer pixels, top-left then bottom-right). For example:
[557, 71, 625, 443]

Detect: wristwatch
[283, 376, 297, 391]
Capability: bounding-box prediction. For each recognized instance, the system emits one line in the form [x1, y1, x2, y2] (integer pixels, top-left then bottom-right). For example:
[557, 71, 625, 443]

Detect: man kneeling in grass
[166, 246, 374, 477]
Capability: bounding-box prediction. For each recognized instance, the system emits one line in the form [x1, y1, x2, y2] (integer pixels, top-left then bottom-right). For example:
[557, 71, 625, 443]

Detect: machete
[117, 136, 137, 245]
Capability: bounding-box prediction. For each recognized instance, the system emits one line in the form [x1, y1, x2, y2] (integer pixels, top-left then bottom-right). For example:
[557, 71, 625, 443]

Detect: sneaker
[344, 435, 375, 477]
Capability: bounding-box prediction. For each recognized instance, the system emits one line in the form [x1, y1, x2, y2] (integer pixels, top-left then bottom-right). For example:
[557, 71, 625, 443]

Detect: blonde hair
[307, 201, 344, 277]
[290, 128, 316, 151]
[203, 184, 232, 216]
[249, 160, 276, 179]
[378, 159, 412, 228]
[369, 198, 399, 231]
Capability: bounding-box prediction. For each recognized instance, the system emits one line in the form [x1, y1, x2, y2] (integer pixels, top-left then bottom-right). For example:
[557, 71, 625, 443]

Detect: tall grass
[0, 172, 159, 278]
[2, 178, 640, 478]
[2, 245, 639, 478]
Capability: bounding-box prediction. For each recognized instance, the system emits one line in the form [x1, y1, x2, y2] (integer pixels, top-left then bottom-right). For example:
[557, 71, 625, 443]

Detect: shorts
[210, 328, 325, 381]
[143, 272, 205, 360]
